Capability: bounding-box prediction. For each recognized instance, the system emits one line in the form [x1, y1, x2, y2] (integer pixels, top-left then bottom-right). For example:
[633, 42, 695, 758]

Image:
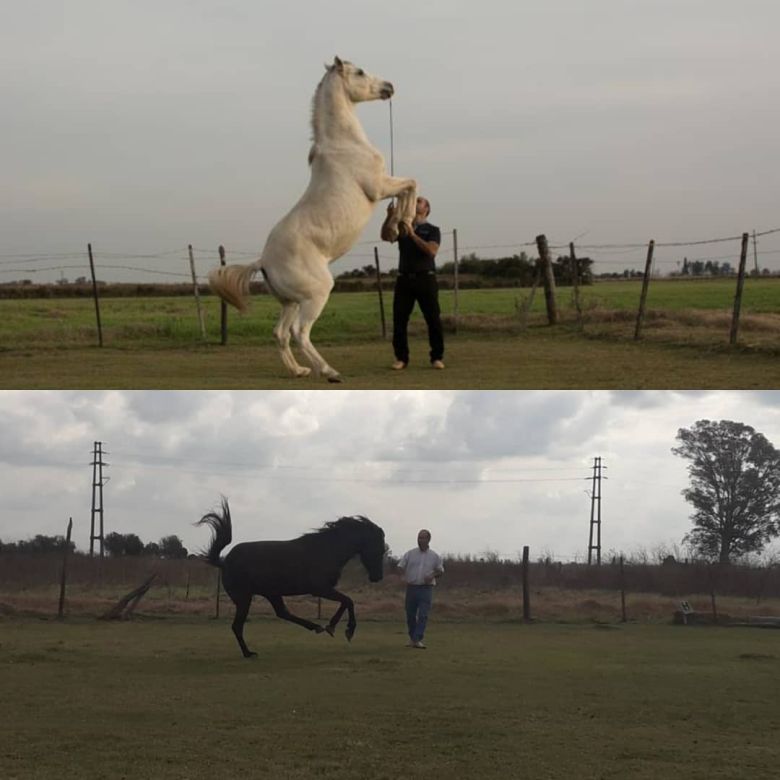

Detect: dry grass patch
[3, 577, 780, 625]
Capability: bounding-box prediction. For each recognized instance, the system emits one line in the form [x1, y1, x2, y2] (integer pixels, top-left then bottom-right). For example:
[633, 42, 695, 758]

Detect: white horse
[209, 56, 417, 382]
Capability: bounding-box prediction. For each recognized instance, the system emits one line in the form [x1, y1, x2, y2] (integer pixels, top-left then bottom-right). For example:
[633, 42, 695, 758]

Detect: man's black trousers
[392, 273, 444, 365]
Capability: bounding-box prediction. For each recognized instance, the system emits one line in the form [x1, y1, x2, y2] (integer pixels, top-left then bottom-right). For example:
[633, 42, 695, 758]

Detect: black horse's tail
[196, 496, 232, 567]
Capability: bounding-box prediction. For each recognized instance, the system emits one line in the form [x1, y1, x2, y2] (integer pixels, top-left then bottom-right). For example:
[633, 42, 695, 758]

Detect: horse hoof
[327, 374, 343, 384]
[345, 628, 355, 642]
[313, 625, 326, 634]
[243, 652, 258, 659]
[325, 625, 335, 637]
[295, 368, 312, 378]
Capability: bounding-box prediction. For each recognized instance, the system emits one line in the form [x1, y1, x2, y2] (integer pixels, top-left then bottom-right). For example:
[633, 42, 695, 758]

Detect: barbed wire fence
[1, 225, 779, 348]
[2, 225, 779, 282]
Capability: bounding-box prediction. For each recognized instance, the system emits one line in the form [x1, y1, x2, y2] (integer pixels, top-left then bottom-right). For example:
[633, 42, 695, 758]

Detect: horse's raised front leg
[379, 176, 417, 226]
[273, 302, 311, 378]
[265, 595, 326, 634]
[314, 587, 357, 641]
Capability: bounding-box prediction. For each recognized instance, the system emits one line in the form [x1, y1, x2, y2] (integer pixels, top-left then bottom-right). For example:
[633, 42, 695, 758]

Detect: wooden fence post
[87, 243, 103, 347]
[729, 232, 750, 346]
[100, 575, 157, 620]
[569, 241, 583, 329]
[58, 517, 73, 619]
[188, 244, 207, 341]
[522, 546, 531, 622]
[708, 563, 720, 624]
[518, 261, 541, 330]
[535, 234, 558, 325]
[218, 245, 228, 345]
[634, 240, 656, 340]
[452, 228, 459, 333]
[374, 247, 387, 339]
[619, 556, 627, 623]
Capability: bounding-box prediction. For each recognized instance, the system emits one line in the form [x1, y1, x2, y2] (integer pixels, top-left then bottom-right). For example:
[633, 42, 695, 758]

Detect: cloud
[1, 390, 779, 560]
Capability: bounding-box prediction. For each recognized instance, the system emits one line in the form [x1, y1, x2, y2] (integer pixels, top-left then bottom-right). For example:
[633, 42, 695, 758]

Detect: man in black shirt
[381, 196, 445, 370]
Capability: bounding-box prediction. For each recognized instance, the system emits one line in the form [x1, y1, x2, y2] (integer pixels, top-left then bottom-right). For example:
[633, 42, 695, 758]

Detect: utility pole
[89, 441, 110, 557]
[587, 457, 604, 565]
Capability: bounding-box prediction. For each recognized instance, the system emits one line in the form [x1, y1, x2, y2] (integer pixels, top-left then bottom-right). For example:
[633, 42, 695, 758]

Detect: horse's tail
[208, 261, 260, 313]
[196, 496, 233, 567]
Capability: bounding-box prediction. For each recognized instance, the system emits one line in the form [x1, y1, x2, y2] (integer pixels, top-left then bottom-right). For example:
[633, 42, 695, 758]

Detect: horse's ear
[333, 56, 344, 72]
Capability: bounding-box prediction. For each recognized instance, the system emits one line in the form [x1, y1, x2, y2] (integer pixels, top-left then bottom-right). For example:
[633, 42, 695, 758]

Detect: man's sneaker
[413, 641, 427, 649]
[431, 360, 445, 370]
[392, 360, 407, 371]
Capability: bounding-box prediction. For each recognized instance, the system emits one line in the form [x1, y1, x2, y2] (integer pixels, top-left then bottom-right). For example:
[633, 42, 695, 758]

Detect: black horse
[197, 497, 386, 658]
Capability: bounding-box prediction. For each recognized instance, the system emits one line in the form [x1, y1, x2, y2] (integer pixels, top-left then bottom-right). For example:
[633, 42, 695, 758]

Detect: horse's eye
[357, 69, 364, 76]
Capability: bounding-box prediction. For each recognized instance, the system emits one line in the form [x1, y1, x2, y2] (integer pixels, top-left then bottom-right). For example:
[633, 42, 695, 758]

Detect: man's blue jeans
[405, 584, 433, 642]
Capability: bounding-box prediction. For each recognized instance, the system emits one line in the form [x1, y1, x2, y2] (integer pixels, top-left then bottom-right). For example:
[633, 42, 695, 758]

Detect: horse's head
[353, 517, 386, 582]
[328, 56, 394, 103]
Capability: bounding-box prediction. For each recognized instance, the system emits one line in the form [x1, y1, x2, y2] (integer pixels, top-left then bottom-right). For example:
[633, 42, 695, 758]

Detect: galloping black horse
[197, 497, 386, 658]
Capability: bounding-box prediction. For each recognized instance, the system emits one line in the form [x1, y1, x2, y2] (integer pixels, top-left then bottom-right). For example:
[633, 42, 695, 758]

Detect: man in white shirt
[397, 529, 444, 649]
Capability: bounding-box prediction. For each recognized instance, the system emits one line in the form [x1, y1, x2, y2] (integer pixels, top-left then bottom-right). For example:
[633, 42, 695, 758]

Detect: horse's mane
[302, 515, 382, 540]
[309, 61, 354, 165]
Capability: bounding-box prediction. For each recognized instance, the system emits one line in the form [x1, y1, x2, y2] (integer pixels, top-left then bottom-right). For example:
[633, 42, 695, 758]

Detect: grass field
[1, 279, 779, 389]
[1, 616, 778, 779]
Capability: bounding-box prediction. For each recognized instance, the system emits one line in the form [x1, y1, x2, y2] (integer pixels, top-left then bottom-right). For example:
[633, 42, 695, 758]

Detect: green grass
[1, 279, 778, 388]
[2, 279, 779, 347]
[579, 277, 780, 313]
[1, 617, 778, 778]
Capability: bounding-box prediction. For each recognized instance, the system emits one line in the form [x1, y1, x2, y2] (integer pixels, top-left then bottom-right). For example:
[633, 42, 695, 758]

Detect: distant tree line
[679, 258, 734, 277]
[0, 532, 188, 558]
[595, 269, 646, 280]
[0, 534, 76, 554]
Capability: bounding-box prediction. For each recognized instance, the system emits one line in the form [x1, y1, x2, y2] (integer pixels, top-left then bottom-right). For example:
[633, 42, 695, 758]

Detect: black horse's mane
[303, 515, 382, 539]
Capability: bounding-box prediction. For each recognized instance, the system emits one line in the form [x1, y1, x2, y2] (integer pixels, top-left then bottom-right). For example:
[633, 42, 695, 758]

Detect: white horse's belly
[265, 180, 374, 263]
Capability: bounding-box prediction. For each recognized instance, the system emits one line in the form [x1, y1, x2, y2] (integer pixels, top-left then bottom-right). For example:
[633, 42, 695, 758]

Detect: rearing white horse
[209, 57, 417, 382]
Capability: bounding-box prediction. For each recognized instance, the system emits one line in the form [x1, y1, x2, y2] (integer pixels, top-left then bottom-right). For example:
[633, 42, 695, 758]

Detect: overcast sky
[2, 1, 779, 285]
[2, 390, 778, 562]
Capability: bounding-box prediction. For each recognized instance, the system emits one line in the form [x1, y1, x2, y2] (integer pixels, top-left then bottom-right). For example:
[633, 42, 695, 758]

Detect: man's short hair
[418, 197, 431, 217]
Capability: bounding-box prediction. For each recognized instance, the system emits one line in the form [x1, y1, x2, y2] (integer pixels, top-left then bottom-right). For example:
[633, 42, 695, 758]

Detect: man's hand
[398, 221, 414, 237]
[381, 203, 400, 242]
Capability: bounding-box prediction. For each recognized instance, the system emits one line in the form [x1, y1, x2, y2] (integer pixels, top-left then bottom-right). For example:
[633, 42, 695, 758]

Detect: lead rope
[389, 100, 396, 212]
[389, 99, 395, 176]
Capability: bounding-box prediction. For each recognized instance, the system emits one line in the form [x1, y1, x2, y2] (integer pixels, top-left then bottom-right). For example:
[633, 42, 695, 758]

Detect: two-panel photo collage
[2, 4, 779, 779]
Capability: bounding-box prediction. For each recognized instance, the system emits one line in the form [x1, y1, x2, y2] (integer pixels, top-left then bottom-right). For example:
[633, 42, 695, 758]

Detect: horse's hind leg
[265, 595, 326, 634]
[274, 302, 311, 378]
[314, 588, 356, 641]
[293, 289, 341, 383]
[231, 593, 257, 658]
